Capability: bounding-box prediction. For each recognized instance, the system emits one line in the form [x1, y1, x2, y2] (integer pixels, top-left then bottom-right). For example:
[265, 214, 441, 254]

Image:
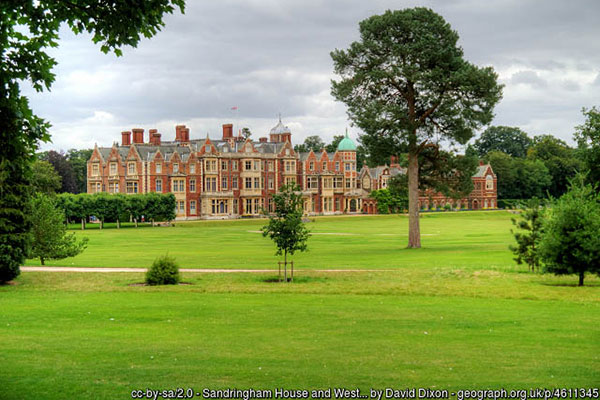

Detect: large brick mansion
[87, 119, 497, 219]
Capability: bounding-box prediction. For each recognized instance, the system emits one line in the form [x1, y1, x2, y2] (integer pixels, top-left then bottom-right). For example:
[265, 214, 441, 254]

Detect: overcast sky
[25, 0, 600, 151]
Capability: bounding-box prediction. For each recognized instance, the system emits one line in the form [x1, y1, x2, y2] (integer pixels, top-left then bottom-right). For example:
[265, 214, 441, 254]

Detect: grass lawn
[27, 211, 517, 270]
[2, 211, 599, 398]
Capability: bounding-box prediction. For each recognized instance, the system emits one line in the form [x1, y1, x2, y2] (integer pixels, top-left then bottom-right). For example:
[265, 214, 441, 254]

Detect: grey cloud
[23, 0, 600, 150]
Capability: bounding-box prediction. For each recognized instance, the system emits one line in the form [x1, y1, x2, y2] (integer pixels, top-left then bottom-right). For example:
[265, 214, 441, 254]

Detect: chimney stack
[175, 125, 190, 142]
[259, 137, 268, 143]
[149, 129, 161, 146]
[121, 131, 131, 146]
[132, 128, 144, 144]
[479, 160, 485, 166]
[390, 155, 400, 168]
[222, 124, 233, 140]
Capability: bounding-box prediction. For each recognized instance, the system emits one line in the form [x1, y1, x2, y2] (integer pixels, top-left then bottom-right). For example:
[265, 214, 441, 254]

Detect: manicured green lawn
[27, 211, 517, 270]
[3, 212, 598, 398]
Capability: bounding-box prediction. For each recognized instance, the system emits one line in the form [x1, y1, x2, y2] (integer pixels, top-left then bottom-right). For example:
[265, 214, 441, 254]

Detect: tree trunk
[579, 271, 584, 287]
[100, 219, 103, 229]
[81, 218, 85, 230]
[151, 218, 155, 227]
[134, 218, 138, 228]
[284, 250, 288, 283]
[40, 257, 45, 265]
[117, 218, 120, 229]
[407, 151, 421, 248]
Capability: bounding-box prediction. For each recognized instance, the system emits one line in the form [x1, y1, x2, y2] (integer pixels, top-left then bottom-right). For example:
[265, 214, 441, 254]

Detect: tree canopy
[0, 0, 185, 282]
[331, 8, 502, 247]
[474, 126, 532, 158]
[575, 106, 600, 187]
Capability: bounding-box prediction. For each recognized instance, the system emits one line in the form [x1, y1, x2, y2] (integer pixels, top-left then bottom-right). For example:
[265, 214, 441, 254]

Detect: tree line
[56, 193, 177, 229]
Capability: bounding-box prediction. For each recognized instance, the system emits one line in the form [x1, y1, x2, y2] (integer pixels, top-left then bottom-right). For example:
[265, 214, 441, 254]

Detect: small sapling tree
[261, 184, 309, 282]
[509, 199, 545, 272]
[30, 194, 88, 265]
[539, 177, 600, 286]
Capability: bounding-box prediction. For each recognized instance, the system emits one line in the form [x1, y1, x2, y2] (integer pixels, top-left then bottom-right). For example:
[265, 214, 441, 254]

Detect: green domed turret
[337, 129, 356, 151]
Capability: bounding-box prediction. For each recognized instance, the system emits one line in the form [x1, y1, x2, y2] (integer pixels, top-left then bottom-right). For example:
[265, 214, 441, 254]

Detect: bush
[444, 203, 451, 211]
[145, 254, 180, 285]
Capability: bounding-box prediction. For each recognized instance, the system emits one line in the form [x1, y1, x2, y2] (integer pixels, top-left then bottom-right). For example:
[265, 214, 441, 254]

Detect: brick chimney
[259, 137, 268, 143]
[390, 155, 400, 168]
[222, 124, 233, 140]
[121, 131, 131, 146]
[132, 128, 144, 144]
[479, 160, 485, 166]
[149, 129, 161, 146]
[175, 125, 185, 142]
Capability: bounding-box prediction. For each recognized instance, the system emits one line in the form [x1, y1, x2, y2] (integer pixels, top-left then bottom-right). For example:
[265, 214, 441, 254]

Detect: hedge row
[55, 193, 176, 229]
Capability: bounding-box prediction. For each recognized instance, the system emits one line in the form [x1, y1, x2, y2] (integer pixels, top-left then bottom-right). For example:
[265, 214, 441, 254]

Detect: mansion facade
[87, 119, 497, 219]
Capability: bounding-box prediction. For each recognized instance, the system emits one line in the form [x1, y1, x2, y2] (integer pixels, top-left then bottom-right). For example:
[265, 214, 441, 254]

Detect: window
[156, 163, 162, 173]
[126, 182, 138, 194]
[268, 178, 274, 189]
[177, 200, 185, 214]
[309, 161, 314, 171]
[486, 175, 494, 190]
[245, 198, 252, 214]
[190, 201, 196, 214]
[190, 179, 196, 192]
[128, 162, 137, 175]
[110, 163, 117, 175]
[245, 177, 252, 189]
[268, 198, 274, 213]
[345, 179, 351, 188]
[232, 161, 238, 171]
[254, 160, 260, 171]
[345, 163, 350, 171]
[109, 182, 119, 193]
[232, 176, 238, 189]
[221, 161, 227, 171]
[335, 198, 340, 211]
[323, 197, 333, 212]
[205, 177, 216, 192]
[190, 163, 195, 174]
[322, 162, 327, 170]
[323, 177, 332, 189]
[254, 177, 260, 189]
[245, 161, 252, 171]
[268, 161, 273, 172]
[285, 161, 295, 173]
[221, 176, 228, 190]
[173, 163, 179, 173]
[173, 179, 185, 192]
[334, 177, 343, 189]
[233, 199, 238, 213]
[156, 179, 162, 192]
[307, 176, 318, 189]
[205, 160, 211, 172]
[254, 198, 260, 214]
[285, 177, 296, 186]
[92, 163, 100, 176]
[335, 162, 340, 171]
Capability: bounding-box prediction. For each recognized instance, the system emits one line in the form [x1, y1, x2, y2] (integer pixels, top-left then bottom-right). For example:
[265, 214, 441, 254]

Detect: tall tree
[241, 127, 252, 139]
[40, 150, 77, 193]
[66, 148, 93, 193]
[261, 184, 309, 282]
[527, 135, 582, 198]
[331, 8, 502, 247]
[29, 194, 88, 265]
[294, 135, 325, 153]
[31, 160, 61, 194]
[574, 106, 600, 187]
[539, 177, 600, 286]
[0, 1, 185, 282]
[474, 126, 532, 158]
[509, 199, 545, 272]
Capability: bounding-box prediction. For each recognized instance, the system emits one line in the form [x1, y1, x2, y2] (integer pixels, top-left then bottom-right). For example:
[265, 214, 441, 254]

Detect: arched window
[486, 175, 494, 190]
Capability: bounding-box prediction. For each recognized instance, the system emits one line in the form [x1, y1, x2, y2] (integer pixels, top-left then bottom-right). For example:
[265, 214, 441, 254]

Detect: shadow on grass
[261, 276, 328, 284]
[128, 282, 194, 287]
[540, 281, 600, 288]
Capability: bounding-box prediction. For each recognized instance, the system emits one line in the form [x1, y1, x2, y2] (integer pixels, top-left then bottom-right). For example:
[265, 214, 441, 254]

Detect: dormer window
[110, 163, 117, 175]
[309, 162, 314, 171]
[92, 163, 99, 176]
[173, 163, 179, 173]
[156, 163, 162, 173]
[285, 149, 290, 156]
[204, 145, 210, 152]
[127, 162, 136, 175]
[322, 162, 327, 170]
[486, 175, 494, 190]
[190, 163, 195, 174]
